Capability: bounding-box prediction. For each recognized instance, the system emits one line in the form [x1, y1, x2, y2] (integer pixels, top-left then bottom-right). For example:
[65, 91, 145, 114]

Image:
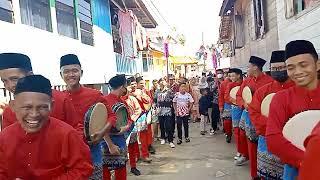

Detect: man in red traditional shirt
[225, 68, 243, 160]
[60, 54, 114, 179]
[104, 74, 133, 180]
[218, 72, 230, 113]
[129, 76, 152, 163]
[249, 51, 295, 179]
[220, 69, 233, 143]
[0, 53, 81, 135]
[122, 78, 142, 176]
[243, 56, 273, 180]
[0, 75, 93, 179]
[298, 122, 320, 180]
[136, 76, 156, 155]
[266, 40, 320, 179]
[234, 76, 251, 166]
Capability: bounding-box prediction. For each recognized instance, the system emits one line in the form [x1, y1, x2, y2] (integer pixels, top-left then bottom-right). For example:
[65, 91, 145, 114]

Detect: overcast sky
[148, 0, 224, 53]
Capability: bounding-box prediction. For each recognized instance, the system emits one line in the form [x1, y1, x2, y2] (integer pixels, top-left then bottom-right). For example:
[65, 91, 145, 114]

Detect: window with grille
[0, 0, 13, 23]
[142, 52, 153, 72]
[56, 0, 78, 39]
[295, 0, 320, 14]
[20, 0, 52, 31]
[78, 0, 94, 46]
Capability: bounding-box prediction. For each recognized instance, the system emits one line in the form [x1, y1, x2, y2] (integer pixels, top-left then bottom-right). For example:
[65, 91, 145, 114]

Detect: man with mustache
[0, 75, 93, 179]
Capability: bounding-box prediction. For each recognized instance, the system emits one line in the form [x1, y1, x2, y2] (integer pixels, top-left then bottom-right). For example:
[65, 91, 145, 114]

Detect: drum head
[261, 93, 275, 117]
[116, 106, 128, 130]
[230, 86, 240, 100]
[85, 103, 107, 141]
[283, 110, 320, 151]
[242, 86, 252, 104]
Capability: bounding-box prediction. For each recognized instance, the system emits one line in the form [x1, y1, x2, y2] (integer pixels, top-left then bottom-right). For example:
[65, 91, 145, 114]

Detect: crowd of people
[212, 40, 320, 180]
[0, 39, 319, 180]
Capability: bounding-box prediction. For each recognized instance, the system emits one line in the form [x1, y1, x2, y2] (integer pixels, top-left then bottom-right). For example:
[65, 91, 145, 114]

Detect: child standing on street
[173, 84, 194, 145]
[199, 88, 210, 135]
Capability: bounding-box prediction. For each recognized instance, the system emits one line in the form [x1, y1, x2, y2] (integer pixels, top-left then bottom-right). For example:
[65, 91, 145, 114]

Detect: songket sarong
[257, 136, 284, 180]
[231, 105, 243, 128]
[244, 110, 258, 143]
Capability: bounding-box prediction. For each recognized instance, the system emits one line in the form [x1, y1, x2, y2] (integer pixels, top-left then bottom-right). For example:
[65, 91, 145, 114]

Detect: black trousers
[159, 115, 174, 143]
[211, 103, 220, 131]
[176, 116, 189, 139]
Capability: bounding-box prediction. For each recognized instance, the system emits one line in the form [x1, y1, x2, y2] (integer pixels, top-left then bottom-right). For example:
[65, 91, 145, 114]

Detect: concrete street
[128, 123, 250, 180]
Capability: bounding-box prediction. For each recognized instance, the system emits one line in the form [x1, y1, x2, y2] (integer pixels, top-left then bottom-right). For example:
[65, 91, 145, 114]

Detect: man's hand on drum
[118, 125, 130, 135]
[90, 130, 105, 145]
[109, 143, 121, 156]
[244, 103, 249, 110]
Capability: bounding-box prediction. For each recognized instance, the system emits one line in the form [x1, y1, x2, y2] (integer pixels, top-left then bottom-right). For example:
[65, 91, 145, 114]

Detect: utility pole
[164, 41, 169, 82]
[202, 32, 206, 72]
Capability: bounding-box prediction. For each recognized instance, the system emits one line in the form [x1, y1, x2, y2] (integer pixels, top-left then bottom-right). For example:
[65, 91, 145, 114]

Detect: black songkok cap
[0, 53, 33, 71]
[15, 75, 52, 97]
[109, 74, 127, 89]
[285, 40, 318, 60]
[60, 54, 81, 68]
[136, 76, 143, 83]
[230, 68, 243, 75]
[249, 56, 266, 68]
[128, 76, 136, 83]
[270, 51, 286, 63]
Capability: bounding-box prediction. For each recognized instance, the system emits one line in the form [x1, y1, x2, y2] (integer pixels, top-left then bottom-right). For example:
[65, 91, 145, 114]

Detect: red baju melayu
[298, 122, 320, 180]
[64, 86, 109, 179]
[266, 83, 320, 169]
[134, 89, 152, 159]
[123, 95, 143, 169]
[221, 80, 233, 137]
[226, 81, 243, 153]
[248, 80, 294, 179]
[249, 80, 295, 136]
[236, 78, 251, 158]
[218, 79, 231, 110]
[0, 117, 93, 180]
[104, 93, 133, 180]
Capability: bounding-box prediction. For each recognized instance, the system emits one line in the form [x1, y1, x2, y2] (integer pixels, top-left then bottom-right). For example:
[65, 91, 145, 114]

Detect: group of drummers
[0, 39, 320, 180]
[0, 53, 157, 179]
[218, 39, 320, 180]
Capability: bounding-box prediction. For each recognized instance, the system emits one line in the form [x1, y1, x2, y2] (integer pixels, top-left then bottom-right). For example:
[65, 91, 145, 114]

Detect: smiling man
[60, 54, 113, 179]
[0, 53, 81, 134]
[0, 75, 93, 179]
[266, 40, 320, 179]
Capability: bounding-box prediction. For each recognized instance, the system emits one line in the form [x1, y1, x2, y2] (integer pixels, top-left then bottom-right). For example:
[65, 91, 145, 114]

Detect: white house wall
[231, 0, 279, 71]
[276, 1, 320, 51]
[0, 0, 116, 86]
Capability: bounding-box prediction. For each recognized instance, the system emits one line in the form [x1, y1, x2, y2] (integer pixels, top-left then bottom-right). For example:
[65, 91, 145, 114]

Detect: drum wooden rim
[84, 103, 107, 141]
[115, 106, 128, 130]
